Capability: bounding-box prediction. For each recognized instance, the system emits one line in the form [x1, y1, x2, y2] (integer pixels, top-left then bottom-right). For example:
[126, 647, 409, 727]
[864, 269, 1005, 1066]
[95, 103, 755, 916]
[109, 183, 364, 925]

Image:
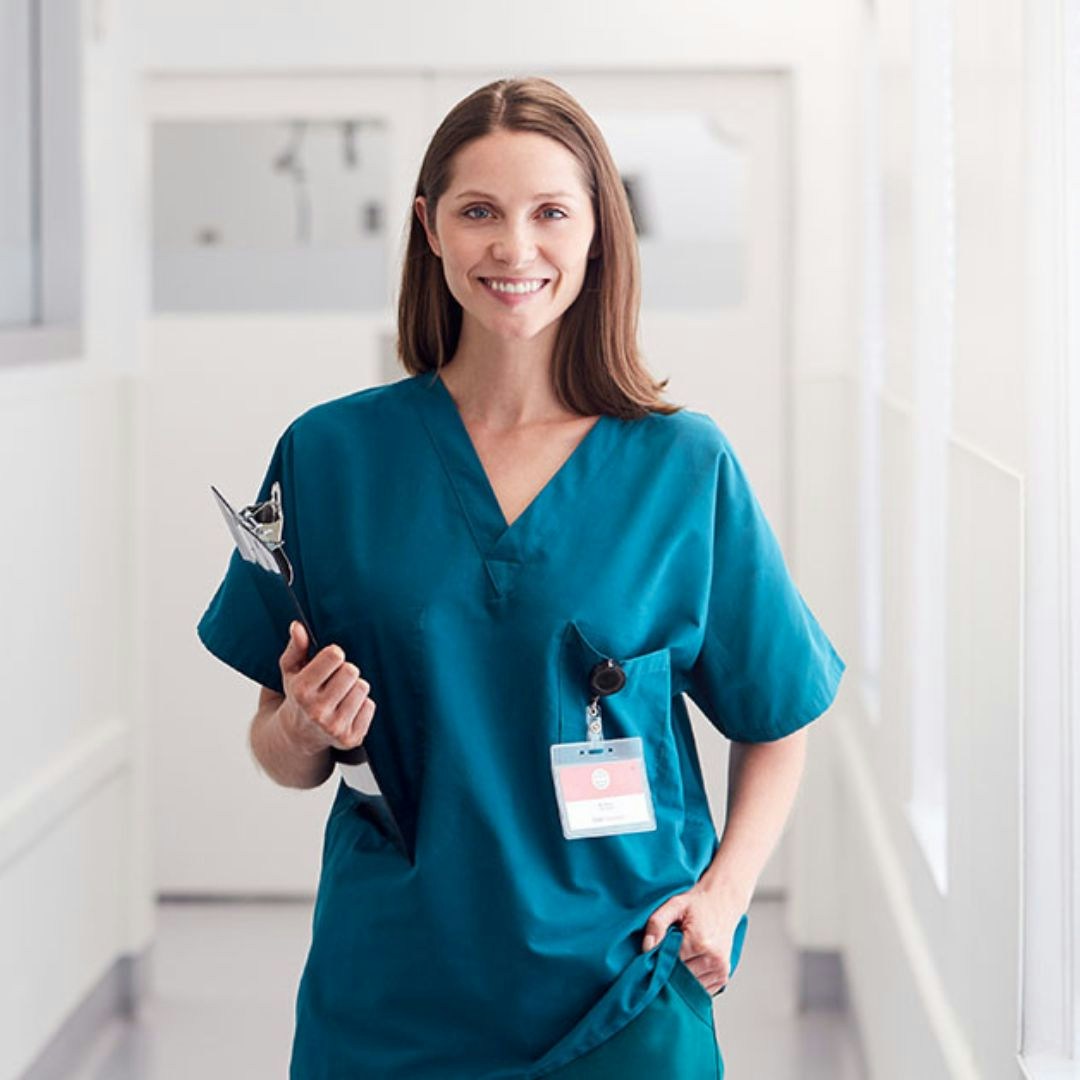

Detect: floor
[65, 896, 868, 1079]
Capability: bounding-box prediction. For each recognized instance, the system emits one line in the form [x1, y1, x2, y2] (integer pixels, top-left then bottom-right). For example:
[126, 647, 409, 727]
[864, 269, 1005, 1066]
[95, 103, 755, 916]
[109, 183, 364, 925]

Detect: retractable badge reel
[550, 655, 658, 839]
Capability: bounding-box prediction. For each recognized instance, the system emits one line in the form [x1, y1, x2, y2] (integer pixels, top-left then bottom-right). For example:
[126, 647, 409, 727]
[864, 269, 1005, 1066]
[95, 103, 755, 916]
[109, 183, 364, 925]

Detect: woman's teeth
[481, 278, 548, 295]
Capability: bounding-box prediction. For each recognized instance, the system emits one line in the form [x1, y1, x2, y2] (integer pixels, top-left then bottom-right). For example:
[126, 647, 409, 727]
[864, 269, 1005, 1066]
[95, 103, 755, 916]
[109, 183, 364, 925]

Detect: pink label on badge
[560, 758, 644, 800]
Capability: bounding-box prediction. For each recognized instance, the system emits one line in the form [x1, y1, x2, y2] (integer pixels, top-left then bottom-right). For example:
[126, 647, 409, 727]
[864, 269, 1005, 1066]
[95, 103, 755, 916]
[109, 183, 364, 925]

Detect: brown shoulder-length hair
[396, 76, 682, 420]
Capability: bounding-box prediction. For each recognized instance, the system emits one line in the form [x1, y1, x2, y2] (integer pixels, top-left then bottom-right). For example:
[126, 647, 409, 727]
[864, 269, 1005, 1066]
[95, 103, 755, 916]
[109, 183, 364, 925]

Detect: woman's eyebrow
[453, 189, 577, 202]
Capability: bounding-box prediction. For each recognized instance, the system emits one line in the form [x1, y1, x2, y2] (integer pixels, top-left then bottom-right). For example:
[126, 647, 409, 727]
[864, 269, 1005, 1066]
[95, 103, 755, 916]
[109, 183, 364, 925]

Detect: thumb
[280, 620, 309, 675]
[641, 894, 690, 952]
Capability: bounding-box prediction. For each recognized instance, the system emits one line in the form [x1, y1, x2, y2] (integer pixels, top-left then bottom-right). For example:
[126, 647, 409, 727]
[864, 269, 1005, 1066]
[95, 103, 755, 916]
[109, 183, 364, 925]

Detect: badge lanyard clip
[587, 658, 626, 745]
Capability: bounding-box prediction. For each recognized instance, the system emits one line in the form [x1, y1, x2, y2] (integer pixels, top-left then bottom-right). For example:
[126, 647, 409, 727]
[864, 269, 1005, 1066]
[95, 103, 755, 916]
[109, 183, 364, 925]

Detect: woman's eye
[461, 206, 568, 221]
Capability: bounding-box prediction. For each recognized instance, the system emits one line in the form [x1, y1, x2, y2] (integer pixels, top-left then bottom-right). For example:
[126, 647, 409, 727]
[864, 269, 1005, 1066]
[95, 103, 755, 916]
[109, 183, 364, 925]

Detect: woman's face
[414, 129, 597, 344]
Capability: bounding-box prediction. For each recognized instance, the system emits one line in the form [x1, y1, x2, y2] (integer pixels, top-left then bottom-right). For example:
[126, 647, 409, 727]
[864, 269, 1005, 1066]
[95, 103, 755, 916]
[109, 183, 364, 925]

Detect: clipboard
[209, 480, 368, 767]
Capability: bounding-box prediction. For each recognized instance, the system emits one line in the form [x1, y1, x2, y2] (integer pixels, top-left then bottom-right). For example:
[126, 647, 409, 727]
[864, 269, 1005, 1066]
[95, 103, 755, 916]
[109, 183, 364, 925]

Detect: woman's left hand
[639, 879, 747, 995]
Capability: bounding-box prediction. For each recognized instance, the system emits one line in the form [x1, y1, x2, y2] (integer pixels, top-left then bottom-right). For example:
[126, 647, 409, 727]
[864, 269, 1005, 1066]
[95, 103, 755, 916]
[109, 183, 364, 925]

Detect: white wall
[833, 0, 1025, 1077]
[0, 2, 153, 1078]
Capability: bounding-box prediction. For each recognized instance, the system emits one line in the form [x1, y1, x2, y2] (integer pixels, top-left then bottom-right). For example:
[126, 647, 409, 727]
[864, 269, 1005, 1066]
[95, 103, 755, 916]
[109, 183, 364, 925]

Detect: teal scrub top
[196, 371, 846, 1079]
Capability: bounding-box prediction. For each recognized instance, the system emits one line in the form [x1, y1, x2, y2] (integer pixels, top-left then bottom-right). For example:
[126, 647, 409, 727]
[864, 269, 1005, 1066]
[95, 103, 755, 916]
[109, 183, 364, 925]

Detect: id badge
[550, 736, 658, 839]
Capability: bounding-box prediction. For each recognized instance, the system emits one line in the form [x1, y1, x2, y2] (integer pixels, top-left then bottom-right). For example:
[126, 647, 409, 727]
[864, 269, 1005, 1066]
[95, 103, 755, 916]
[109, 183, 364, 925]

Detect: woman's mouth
[478, 278, 551, 305]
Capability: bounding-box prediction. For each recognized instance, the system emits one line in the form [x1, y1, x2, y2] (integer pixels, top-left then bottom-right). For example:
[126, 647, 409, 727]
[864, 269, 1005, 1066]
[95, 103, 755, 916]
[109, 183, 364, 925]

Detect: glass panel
[0, 0, 37, 327]
[906, 0, 955, 898]
[151, 119, 390, 312]
[591, 109, 747, 309]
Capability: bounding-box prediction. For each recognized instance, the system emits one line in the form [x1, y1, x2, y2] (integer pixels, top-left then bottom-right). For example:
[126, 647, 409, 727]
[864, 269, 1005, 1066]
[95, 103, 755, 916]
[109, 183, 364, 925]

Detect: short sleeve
[196, 423, 313, 696]
[685, 426, 846, 743]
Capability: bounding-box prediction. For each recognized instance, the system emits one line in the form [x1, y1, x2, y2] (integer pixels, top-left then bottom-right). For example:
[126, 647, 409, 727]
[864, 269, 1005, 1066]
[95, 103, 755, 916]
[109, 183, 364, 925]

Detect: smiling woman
[397, 77, 673, 422]
[197, 74, 845, 1080]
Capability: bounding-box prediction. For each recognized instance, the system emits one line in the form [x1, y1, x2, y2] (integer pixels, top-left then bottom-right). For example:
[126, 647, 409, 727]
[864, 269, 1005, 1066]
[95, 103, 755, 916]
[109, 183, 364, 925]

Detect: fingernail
[642, 935, 655, 951]
[332, 645, 345, 661]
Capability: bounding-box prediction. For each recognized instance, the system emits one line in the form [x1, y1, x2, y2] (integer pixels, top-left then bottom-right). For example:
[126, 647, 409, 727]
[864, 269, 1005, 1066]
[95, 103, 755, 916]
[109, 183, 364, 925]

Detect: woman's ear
[414, 196, 441, 258]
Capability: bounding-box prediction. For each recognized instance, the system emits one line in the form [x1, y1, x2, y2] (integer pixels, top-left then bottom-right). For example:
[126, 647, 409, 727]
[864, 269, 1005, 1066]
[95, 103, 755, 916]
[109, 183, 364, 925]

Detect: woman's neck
[440, 319, 570, 425]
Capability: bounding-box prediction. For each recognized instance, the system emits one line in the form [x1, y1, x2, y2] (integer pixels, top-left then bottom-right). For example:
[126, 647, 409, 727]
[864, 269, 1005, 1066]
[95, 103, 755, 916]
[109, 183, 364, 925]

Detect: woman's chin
[465, 313, 562, 343]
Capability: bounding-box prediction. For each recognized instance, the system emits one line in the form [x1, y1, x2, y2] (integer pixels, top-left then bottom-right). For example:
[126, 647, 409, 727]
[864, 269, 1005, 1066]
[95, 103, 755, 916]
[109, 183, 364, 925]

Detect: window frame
[902, 0, 956, 898]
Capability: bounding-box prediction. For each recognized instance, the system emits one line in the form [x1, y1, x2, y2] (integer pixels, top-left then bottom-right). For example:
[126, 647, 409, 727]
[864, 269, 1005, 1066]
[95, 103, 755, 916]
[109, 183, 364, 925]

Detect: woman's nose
[491, 222, 537, 265]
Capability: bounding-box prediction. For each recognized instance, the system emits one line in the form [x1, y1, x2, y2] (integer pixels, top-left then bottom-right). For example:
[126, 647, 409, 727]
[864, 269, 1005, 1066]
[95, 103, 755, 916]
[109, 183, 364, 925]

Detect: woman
[197, 75, 845, 1079]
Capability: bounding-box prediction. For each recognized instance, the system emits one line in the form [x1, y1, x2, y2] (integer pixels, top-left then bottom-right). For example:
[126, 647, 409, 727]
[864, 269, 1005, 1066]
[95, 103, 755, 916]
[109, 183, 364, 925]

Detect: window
[589, 108, 748, 310]
[0, 0, 36, 326]
[858, 0, 885, 726]
[0, 0, 83, 367]
[151, 118, 390, 313]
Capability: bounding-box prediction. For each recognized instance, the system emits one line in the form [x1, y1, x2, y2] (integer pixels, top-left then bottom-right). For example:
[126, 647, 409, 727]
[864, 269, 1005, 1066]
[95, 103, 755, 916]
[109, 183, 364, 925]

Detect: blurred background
[1, 1, 1072, 1077]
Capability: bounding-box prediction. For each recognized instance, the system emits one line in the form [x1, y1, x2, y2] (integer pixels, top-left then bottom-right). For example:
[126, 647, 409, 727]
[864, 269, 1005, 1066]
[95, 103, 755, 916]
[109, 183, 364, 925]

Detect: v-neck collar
[410, 370, 620, 586]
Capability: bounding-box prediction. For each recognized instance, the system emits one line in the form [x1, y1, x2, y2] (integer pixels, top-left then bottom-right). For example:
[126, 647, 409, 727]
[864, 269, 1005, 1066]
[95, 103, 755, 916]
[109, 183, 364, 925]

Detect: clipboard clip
[212, 480, 294, 585]
[238, 480, 286, 549]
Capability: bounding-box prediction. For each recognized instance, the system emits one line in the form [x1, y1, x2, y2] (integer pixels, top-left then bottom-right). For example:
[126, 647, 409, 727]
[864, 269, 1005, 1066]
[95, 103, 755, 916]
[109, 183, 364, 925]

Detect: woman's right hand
[277, 620, 376, 757]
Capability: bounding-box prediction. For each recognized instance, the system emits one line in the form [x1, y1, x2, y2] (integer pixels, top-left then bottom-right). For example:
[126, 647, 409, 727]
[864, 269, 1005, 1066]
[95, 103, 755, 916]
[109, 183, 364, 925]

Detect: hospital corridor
[2, 1, 1070, 1079]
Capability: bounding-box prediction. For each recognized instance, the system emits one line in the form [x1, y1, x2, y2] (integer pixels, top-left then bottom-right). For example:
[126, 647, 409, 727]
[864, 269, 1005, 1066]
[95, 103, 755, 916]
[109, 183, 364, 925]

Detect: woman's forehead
[447, 131, 589, 195]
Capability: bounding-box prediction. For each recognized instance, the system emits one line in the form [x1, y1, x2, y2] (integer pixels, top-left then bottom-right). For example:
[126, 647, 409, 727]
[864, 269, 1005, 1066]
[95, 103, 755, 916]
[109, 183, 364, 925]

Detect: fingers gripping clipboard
[208, 481, 385, 791]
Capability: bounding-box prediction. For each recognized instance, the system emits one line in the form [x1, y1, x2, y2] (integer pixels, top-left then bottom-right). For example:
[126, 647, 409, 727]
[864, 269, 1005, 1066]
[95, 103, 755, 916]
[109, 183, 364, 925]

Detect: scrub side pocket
[670, 954, 716, 1022]
[671, 910, 749, 1007]
[328, 776, 404, 856]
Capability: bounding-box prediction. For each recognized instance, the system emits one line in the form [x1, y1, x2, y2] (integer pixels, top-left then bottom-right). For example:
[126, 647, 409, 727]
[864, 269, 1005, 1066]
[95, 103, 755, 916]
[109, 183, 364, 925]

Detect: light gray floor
[66, 896, 867, 1079]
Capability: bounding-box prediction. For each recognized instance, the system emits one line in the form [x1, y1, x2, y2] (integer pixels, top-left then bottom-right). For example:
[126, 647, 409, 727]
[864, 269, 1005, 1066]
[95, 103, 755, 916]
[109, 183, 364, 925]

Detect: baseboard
[797, 947, 849, 1010]
[21, 945, 153, 1080]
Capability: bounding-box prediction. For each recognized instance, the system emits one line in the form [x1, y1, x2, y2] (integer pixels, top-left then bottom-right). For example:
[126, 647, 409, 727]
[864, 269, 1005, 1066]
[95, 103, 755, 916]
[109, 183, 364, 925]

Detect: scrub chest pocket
[558, 619, 684, 813]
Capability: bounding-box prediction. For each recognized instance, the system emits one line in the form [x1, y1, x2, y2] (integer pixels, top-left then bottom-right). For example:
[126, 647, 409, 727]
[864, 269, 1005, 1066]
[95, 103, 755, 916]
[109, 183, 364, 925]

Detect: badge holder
[550, 656, 658, 839]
